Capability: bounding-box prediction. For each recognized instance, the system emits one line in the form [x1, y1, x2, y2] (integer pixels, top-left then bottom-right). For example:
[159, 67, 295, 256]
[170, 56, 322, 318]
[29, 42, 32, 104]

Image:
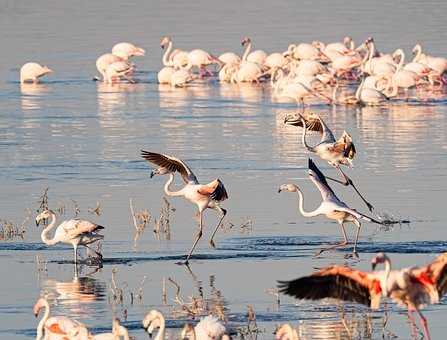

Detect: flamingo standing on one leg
[278, 158, 382, 257]
[284, 112, 374, 211]
[278, 252, 447, 340]
[35, 210, 104, 264]
[141, 151, 228, 265]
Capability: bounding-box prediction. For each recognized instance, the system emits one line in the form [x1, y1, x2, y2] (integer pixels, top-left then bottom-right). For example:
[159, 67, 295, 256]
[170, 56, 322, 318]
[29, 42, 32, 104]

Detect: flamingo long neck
[295, 188, 320, 217]
[162, 41, 173, 67]
[155, 315, 166, 340]
[164, 173, 184, 197]
[383, 258, 392, 296]
[355, 78, 365, 100]
[413, 44, 422, 62]
[41, 212, 59, 246]
[242, 41, 252, 61]
[397, 50, 405, 71]
[35, 301, 50, 340]
[301, 121, 315, 152]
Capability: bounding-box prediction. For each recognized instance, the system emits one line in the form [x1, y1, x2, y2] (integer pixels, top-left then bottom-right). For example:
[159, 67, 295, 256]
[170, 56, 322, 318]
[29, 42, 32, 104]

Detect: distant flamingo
[278, 159, 382, 257]
[111, 42, 145, 58]
[412, 44, 447, 75]
[35, 210, 104, 264]
[241, 37, 267, 65]
[278, 252, 447, 340]
[160, 36, 189, 69]
[141, 151, 228, 264]
[104, 61, 135, 84]
[96, 53, 127, 81]
[20, 63, 52, 84]
[188, 49, 222, 77]
[181, 315, 228, 340]
[34, 297, 89, 340]
[284, 112, 374, 211]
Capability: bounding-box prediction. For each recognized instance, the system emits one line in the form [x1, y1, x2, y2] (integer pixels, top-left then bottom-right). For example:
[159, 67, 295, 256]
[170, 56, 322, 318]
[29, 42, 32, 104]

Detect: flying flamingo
[141, 151, 228, 265]
[20, 62, 53, 84]
[284, 112, 374, 211]
[35, 210, 104, 264]
[181, 316, 228, 340]
[34, 297, 89, 340]
[278, 158, 382, 257]
[278, 252, 447, 340]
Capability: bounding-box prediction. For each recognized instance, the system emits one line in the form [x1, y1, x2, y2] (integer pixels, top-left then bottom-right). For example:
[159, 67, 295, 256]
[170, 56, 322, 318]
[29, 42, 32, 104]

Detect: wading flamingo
[92, 318, 130, 340]
[141, 151, 228, 265]
[35, 210, 104, 264]
[142, 309, 165, 340]
[96, 53, 127, 81]
[181, 316, 228, 340]
[278, 159, 382, 257]
[241, 37, 267, 65]
[104, 61, 134, 84]
[284, 112, 374, 211]
[20, 63, 52, 84]
[111, 42, 145, 58]
[278, 252, 447, 340]
[412, 44, 447, 76]
[34, 297, 89, 340]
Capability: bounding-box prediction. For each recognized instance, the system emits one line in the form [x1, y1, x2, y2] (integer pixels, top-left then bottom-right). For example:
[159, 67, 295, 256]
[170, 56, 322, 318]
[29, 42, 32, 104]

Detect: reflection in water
[20, 83, 50, 111]
[97, 82, 145, 115]
[41, 274, 106, 319]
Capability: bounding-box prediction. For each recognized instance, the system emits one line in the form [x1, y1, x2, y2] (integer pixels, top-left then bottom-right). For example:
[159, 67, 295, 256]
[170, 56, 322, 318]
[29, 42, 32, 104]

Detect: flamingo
[96, 53, 127, 81]
[412, 43, 447, 75]
[142, 309, 165, 340]
[187, 49, 221, 77]
[181, 316, 228, 340]
[141, 151, 228, 264]
[35, 210, 104, 264]
[34, 297, 89, 340]
[324, 36, 356, 55]
[92, 318, 130, 340]
[284, 112, 374, 211]
[240, 37, 267, 65]
[111, 42, 145, 58]
[355, 76, 390, 105]
[275, 324, 299, 340]
[20, 62, 52, 84]
[278, 158, 382, 257]
[160, 36, 189, 69]
[170, 68, 197, 87]
[293, 43, 326, 61]
[218, 52, 241, 65]
[104, 61, 135, 84]
[278, 252, 447, 340]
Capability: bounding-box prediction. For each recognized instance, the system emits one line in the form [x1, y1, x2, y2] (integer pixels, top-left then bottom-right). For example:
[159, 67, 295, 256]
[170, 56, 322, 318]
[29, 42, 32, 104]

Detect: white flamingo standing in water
[20, 62, 53, 84]
[278, 159, 382, 257]
[284, 112, 374, 211]
[278, 252, 447, 340]
[35, 210, 104, 264]
[34, 297, 89, 340]
[141, 151, 228, 265]
[181, 316, 228, 340]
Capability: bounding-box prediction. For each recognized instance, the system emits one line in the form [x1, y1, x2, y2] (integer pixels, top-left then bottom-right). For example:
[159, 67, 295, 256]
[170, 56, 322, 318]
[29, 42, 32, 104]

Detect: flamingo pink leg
[184, 211, 203, 265]
[416, 309, 431, 340]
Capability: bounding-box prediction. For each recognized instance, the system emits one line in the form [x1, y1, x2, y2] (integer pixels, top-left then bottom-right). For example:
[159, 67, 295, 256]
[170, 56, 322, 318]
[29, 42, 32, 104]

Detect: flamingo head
[371, 252, 389, 270]
[33, 298, 47, 317]
[343, 36, 353, 45]
[160, 36, 171, 49]
[412, 43, 422, 55]
[35, 210, 53, 226]
[142, 309, 163, 336]
[278, 183, 299, 193]
[241, 37, 251, 46]
[283, 113, 306, 127]
[149, 167, 171, 178]
[180, 323, 195, 340]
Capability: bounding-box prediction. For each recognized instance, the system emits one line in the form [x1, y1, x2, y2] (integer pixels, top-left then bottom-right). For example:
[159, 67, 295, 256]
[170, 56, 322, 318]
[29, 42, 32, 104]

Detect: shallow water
[1, 0, 447, 339]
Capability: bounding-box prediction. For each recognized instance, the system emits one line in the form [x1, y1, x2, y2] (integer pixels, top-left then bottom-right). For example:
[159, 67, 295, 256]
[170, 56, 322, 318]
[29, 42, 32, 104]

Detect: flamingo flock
[25, 35, 447, 340]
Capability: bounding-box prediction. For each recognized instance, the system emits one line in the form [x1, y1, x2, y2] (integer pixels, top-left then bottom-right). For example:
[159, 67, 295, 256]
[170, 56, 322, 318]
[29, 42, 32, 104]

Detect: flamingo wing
[412, 253, 447, 297]
[278, 265, 382, 308]
[141, 150, 198, 184]
[308, 158, 338, 201]
[197, 179, 228, 202]
[59, 219, 104, 239]
[330, 131, 356, 160]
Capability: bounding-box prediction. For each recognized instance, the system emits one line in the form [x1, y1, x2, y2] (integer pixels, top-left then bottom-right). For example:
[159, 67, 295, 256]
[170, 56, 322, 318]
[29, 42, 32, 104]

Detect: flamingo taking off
[284, 112, 374, 211]
[34, 297, 89, 340]
[141, 151, 228, 265]
[20, 62, 52, 84]
[278, 158, 382, 257]
[278, 252, 447, 340]
[35, 210, 104, 264]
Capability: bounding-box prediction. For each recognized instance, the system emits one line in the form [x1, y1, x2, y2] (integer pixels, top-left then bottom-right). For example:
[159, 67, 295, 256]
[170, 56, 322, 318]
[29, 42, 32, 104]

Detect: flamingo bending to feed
[111, 42, 145, 58]
[181, 316, 228, 340]
[278, 252, 447, 340]
[284, 112, 374, 211]
[187, 49, 222, 77]
[34, 297, 89, 340]
[141, 151, 228, 265]
[92, 318, 130, 340]
[96, 53, 128, 81]
[278, 159, 382, 257]
[20, 63, 53, 84]
[35, 210, 104, 264]
[218, 52, 241, 65]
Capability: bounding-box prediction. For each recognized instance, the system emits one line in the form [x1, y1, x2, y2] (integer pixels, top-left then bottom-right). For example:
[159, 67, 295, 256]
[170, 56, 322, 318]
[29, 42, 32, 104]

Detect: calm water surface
[1, 1, 447, 339]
